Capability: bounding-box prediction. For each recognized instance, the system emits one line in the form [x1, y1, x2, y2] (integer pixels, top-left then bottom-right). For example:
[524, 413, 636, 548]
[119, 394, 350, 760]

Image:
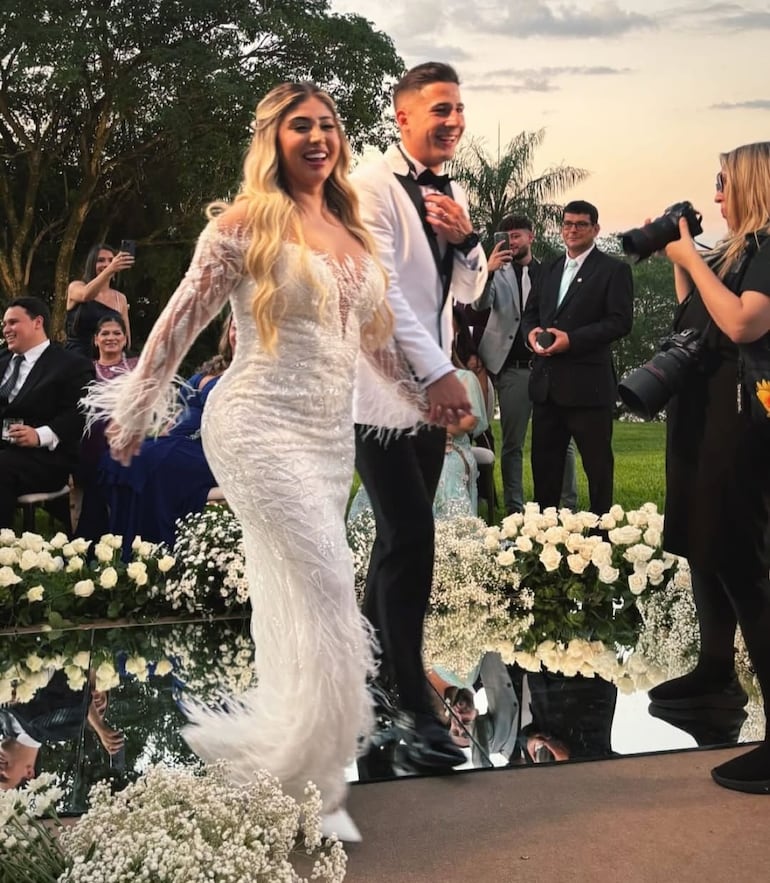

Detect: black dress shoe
[369, 679, 400, 718]
[648, 702, 747, 747]
[396, 711, 466, 769]
[648, 671, 748, 710]
[711, 744, 770, 794]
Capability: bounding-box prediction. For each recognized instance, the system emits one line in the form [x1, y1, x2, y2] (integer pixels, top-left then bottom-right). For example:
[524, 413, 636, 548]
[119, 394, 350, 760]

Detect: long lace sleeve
[82, 220, 245, 452]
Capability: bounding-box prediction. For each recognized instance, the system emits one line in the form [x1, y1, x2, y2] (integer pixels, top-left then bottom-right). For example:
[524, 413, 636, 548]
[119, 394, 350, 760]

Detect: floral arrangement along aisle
[485, 502, 680, 690]
[2, 502, 684, 692]
[0, 529, 175, 629]
[0, 765, 347, 882]
[348, 501, 682, 688]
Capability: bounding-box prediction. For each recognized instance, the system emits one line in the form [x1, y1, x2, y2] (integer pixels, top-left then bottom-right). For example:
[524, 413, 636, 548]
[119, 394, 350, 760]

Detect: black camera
[617, 328, 706, 420]
[620, 201, 703, 262]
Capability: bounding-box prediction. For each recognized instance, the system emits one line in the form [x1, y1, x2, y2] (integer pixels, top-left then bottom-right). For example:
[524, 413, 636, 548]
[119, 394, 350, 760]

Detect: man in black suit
[475, 215, 577, 514]
[522, 200, 633, 516]
[0, 297, 94, 527]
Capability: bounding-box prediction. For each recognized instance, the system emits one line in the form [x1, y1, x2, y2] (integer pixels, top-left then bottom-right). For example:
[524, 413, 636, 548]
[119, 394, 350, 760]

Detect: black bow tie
[415, 169, 451, 191]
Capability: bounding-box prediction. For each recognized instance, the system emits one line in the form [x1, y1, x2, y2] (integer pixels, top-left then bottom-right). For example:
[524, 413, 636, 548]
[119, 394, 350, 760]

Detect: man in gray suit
[474, 216, 576, 514]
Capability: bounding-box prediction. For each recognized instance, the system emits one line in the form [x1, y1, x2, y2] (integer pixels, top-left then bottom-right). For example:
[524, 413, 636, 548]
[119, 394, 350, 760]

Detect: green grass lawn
[489, 419, 666, 520]
[349, 420, 666, 523]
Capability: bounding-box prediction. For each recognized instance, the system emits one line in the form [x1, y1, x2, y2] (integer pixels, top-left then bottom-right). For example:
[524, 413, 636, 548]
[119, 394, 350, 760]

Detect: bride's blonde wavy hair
[710, 141, 770, 278]
[209, 82, 391, 354]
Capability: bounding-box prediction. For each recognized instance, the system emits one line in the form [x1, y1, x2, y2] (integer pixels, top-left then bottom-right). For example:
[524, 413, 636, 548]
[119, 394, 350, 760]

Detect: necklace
[95, 355, 129, 381]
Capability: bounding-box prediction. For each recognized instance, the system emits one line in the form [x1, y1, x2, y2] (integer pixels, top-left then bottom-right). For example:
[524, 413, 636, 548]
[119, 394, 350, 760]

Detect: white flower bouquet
[160, 506, 248, 613]
[0, 766, 347, 882]
[0, 529, 174, 629]
[486, 502, 681, 655]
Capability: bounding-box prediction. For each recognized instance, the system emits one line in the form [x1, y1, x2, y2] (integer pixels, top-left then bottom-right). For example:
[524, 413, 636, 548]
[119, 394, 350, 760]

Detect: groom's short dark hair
[393, 62, 460, 108]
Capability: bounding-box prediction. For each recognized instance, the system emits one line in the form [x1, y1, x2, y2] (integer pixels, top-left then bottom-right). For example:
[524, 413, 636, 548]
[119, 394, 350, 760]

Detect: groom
[352, 62, 487, 767]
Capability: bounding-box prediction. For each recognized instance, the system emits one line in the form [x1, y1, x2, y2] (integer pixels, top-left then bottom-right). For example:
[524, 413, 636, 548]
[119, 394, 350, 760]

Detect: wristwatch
[456, 231, 480, 255]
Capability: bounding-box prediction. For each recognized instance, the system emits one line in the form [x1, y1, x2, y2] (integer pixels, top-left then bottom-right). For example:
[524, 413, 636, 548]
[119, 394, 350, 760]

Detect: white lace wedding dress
[88, 220, 394, 809]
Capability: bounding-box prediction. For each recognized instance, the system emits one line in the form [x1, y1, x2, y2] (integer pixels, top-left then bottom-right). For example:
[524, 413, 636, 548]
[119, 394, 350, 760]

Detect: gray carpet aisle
[345, 747, 768, 883]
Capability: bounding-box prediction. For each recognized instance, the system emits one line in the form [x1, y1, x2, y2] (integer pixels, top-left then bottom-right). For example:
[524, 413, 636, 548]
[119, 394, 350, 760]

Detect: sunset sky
[332, 0, 770, 245]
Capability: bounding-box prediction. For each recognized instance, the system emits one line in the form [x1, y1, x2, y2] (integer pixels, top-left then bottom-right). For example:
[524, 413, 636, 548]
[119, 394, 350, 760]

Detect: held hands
[528, 327, 571, 356]
[424, 194, 472, 244]
[487, 239, 513, 273]
[426, 371, 473, 427]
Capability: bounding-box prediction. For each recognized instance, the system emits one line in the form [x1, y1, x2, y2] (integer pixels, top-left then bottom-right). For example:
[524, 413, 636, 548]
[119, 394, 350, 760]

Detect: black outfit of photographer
[650, 235, 770, 791]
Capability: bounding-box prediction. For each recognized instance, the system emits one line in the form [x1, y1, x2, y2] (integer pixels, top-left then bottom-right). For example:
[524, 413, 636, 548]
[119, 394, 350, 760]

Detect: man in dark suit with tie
[0, 297, 94, 527]
[521, 200, 633, 516]
[475, 215, 577, 514]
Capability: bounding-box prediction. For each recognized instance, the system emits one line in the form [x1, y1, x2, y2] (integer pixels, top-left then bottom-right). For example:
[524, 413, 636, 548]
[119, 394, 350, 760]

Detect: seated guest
[100, 316, 235, 557]
[66, 243, 133, 358]
[0, 297, 94, 529]
[93, 315, 138, 380]
[432, 360, 488, 518]
[348, 351, 488, 522]
[74, 315, 138, 541]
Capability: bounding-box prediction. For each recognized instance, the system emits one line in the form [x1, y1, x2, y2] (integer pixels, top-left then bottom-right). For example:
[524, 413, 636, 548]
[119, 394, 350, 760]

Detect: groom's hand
[426, 372, 472, 426]
[424, 194, 472, 244]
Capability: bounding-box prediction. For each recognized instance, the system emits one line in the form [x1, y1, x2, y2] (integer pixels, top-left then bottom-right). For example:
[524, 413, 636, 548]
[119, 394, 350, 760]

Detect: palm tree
[449, 129, 589, 254]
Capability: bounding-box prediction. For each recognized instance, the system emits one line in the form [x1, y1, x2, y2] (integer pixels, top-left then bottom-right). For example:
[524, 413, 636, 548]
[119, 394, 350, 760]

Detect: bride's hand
[106, 421, 143, 466]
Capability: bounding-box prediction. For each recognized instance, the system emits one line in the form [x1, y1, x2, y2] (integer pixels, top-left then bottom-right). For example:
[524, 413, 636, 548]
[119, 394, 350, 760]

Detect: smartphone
[120, 239, 136, 257]
[493, 232, 510, 250]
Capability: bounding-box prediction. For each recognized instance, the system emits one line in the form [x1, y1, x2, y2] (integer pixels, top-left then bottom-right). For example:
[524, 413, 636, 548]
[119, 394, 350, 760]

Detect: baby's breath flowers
[0, 774, 67, 882]
[57, 764, 346, 882]
[1, 767, 346, 883]
[159, 506, 248, 613]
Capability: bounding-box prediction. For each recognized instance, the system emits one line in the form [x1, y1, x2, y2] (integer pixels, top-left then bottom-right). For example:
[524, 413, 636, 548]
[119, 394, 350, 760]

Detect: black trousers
[692, 563, 770, 725]
[0, 446, 70, 528]
[531, 401, 614, 516]
[354, 424, 445, 714]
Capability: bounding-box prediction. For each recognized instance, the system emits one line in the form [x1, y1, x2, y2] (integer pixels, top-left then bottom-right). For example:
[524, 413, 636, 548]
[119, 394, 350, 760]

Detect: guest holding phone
[66, 243, 134, 357]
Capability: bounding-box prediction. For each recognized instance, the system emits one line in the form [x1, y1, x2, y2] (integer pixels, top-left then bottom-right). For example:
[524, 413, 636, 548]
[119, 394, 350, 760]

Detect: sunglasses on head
[716, 171, 726, 193]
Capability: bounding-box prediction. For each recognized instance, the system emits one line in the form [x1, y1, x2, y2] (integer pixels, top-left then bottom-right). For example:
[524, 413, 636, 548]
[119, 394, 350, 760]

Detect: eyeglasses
[716, 171, 726, 193]
[561, 220, 592, 230]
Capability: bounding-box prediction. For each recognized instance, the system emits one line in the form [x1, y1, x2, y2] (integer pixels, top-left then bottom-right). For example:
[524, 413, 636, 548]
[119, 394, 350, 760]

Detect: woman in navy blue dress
[100, 317, 235, 557]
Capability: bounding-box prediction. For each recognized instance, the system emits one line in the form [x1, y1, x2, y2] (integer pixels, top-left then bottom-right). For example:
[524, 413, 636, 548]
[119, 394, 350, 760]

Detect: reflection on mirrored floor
[1, 615, 764, 813]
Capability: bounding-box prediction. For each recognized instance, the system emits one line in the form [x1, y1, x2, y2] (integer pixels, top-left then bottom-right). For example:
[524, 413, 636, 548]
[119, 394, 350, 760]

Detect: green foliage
[616, 255, 679, 378]
[0, 0, 402, 338]
[489, 419, 667, 521]
[448, 129, 589, 250]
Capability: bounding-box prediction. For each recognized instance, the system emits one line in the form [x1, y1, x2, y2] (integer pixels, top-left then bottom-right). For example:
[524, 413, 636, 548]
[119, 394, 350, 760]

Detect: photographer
[649, 142, 770, 794]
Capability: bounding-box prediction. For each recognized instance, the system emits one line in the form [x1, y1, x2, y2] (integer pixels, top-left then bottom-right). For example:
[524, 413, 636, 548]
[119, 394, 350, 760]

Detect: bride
[89, 82, 410, 840]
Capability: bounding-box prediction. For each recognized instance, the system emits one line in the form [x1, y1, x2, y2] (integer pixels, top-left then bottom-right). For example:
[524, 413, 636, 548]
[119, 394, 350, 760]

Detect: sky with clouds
[331, 0, 770, 244]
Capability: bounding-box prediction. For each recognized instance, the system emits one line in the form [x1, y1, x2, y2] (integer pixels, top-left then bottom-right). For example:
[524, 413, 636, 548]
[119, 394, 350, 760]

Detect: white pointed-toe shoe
[321, 808, 362, 843]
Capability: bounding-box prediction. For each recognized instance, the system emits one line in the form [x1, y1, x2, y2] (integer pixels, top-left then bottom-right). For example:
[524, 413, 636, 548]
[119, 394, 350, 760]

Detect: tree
[616, 255, 678, 381]
[0, 0, 402, 335]
[448, 129, 589, 253]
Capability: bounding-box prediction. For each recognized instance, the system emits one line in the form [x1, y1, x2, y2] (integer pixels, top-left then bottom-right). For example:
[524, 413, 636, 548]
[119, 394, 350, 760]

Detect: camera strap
[731, 235, 770, 420]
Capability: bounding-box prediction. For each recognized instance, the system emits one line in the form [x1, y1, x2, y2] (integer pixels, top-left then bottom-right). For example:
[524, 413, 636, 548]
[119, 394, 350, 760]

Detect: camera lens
[620, 216, 678, 261]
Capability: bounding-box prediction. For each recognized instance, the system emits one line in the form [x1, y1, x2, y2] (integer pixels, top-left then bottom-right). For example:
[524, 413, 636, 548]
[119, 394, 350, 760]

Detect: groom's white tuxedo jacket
[352, 144, 487, 429]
